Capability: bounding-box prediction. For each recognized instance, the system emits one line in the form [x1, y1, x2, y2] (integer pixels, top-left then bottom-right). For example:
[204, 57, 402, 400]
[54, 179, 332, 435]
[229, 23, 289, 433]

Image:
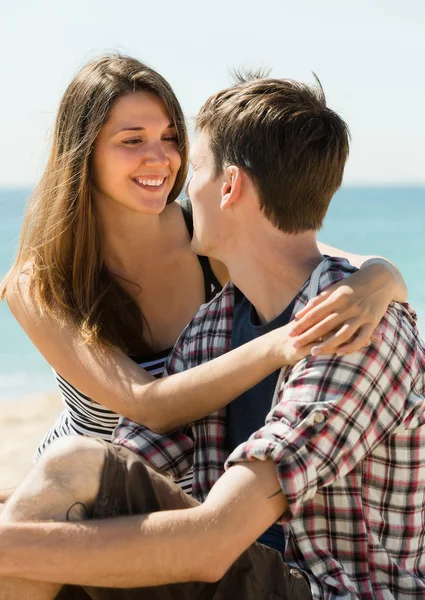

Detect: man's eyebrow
[114, 123, 175, 135]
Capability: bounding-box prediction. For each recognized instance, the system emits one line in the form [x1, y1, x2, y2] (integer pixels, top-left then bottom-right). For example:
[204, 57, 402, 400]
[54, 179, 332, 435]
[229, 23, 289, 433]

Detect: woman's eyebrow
[114, 123, 175, 135]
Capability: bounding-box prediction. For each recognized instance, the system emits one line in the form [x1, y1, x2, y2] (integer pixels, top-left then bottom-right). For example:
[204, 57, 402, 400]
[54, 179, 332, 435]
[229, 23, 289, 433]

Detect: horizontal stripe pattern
[35, 349, 193, 495]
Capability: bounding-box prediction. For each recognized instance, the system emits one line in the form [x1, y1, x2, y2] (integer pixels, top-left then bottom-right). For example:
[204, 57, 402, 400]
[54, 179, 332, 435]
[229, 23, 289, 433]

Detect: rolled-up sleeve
[226, 307, 417, 519]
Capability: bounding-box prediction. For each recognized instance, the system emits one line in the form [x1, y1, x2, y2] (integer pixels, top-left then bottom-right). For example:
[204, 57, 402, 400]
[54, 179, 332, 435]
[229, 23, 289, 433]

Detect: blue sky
[1, 0, 424, 186]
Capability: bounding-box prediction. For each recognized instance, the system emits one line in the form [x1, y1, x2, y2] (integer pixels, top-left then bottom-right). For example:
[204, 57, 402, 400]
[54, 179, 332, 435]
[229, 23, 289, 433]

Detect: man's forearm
[0, 461, 287, 588]
[0, 507, 217, 587]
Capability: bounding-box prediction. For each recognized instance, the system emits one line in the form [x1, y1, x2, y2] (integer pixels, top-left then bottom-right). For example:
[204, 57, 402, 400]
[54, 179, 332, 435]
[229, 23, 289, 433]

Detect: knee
[0, 437, 106, 524]
[38, 436, 106, 492]
[39, 435, 104, 473]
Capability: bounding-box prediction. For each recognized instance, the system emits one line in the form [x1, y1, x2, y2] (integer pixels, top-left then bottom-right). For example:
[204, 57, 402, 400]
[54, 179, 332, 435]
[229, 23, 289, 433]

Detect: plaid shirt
[114, 257, 425, 599]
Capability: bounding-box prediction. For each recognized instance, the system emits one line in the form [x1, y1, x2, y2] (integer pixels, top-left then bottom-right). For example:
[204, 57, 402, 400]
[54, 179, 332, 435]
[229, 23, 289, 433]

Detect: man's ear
[220, 166, 242, 211]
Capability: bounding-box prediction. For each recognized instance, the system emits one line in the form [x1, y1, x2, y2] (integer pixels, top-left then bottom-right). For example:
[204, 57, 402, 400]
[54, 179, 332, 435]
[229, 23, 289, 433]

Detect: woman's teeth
[134, 178, 164, 187]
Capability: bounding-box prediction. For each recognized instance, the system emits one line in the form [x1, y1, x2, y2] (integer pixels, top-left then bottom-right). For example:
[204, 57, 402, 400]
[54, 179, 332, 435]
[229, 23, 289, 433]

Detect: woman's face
[91, 91, 182, 216]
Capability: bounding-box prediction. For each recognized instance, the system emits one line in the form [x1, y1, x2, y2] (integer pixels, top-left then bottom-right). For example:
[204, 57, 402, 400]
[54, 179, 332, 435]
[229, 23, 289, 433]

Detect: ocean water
[0, 186, 424, 400]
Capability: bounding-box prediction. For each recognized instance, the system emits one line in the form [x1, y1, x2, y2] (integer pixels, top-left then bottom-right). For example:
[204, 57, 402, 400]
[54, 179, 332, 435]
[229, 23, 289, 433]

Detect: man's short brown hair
[196, 73, 350, 233]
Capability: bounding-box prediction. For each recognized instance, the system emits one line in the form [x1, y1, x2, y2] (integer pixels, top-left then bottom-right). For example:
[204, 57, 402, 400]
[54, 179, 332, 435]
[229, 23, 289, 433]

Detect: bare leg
[0, 436, 105, 600]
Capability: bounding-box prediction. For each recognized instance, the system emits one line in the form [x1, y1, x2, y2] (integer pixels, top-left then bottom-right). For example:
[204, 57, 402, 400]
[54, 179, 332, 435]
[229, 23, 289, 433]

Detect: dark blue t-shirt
[227, 286, 296, 557]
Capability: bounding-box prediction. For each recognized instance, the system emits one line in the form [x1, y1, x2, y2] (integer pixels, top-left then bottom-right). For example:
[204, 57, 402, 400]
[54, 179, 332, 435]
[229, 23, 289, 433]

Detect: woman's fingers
[309, 322, 356, 355]
[291, 287, 356, 338]
[311, 323, 376, 356]
[292, 297, 334, 336]
[288, 267, 390, 358]
[335, 325, 378, 355]
[371, 327, 382, 342]
[294, 290, 331, 321]
[292, 320, 382, 358]
[292, 313, 347, 348]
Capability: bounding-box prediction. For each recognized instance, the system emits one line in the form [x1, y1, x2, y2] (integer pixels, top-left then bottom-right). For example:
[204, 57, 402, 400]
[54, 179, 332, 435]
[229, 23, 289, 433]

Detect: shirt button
[313, 412, 325, 424]
[290, 568, 304, 579]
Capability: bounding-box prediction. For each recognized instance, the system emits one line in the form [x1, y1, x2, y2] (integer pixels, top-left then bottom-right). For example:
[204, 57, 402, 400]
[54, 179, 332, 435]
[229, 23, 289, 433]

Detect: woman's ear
[220, 166, 242, 211]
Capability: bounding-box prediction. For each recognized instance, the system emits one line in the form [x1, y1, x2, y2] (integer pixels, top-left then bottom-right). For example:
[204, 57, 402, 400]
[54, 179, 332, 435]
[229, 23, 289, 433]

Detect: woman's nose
[143, 142, 170, 166]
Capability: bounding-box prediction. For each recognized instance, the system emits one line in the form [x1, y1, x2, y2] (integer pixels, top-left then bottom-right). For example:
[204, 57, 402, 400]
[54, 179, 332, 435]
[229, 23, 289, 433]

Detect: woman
[0, 55, 407, 482]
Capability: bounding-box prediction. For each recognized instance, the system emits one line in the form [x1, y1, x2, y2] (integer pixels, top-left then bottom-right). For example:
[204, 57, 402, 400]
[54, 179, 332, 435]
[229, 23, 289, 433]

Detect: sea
[0, 186, 424, 401]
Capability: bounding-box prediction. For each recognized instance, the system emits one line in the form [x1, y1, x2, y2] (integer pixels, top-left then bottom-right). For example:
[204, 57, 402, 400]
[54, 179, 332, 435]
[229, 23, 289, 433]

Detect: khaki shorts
[57, 441, 311, 600]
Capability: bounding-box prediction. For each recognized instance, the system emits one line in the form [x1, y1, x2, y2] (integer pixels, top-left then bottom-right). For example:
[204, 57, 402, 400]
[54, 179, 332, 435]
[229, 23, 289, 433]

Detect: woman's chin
[132, 193, 170, 215]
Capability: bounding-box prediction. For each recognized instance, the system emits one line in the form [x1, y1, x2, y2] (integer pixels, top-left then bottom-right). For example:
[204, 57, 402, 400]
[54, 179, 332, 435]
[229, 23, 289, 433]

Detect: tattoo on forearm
[267, 489, 283, 500]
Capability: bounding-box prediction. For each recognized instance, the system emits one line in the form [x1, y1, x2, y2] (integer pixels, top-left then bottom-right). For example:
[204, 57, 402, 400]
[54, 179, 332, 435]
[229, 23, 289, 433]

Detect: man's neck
[226, 233, 323, 324]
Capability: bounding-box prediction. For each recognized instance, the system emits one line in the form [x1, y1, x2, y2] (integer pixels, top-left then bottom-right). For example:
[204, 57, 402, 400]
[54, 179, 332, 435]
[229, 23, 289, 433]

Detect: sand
[0, 393, 63, 490]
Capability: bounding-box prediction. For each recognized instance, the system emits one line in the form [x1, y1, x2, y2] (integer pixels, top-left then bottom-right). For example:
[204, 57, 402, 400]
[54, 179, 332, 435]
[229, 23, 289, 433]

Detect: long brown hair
[0, 55, 189, 355]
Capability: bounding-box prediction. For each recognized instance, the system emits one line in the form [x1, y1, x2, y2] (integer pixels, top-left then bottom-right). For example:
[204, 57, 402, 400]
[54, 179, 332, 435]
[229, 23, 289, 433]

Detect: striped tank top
[35, 200, 222, 496]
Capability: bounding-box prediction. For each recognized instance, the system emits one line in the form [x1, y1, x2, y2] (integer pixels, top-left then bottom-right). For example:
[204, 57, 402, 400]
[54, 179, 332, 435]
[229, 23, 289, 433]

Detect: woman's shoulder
[161, 199, 192, 239]
[3, 264, 34, 314]
[171, 197, 193, 236]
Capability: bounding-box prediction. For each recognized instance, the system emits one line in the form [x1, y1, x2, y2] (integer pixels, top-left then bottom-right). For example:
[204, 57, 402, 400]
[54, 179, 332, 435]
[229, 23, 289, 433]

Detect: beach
[0, 393, 62, 489]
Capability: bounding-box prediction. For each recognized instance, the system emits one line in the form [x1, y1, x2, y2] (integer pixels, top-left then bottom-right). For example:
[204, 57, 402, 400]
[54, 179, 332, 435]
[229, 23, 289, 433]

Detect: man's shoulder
[319, 257, 420, 335]
[318, 256, 357, 292]
[292, 256, 357, 313]
[283, 257, 424, 393]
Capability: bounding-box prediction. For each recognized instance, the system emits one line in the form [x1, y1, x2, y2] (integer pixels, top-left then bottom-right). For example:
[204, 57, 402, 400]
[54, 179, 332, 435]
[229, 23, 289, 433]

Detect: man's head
[188, 72, 350, 258]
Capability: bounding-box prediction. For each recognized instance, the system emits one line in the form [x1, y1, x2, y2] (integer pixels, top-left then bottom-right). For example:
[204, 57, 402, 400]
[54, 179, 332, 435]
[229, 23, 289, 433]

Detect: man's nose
[185, 176, 192, 198]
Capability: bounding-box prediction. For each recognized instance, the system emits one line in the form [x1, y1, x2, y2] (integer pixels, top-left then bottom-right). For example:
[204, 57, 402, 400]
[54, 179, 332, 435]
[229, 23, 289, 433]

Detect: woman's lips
[132, 176, 167, 192]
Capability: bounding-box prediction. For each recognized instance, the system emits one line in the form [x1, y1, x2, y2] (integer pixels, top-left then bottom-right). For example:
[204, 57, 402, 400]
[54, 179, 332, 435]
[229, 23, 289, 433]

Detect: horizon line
[0, 183, 424, 191]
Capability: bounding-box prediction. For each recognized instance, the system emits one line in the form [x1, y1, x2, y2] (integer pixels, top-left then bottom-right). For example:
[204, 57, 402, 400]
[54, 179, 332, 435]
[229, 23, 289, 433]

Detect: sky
[0, 0, 424, 187]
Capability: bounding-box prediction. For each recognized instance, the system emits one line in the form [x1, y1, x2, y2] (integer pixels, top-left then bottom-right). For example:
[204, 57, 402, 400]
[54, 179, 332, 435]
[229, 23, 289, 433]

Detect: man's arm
[0, 460, 285, 587]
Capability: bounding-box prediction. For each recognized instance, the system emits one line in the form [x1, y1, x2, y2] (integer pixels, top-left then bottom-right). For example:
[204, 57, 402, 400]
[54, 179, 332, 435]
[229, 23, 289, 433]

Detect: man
[1, 74, 424, 599]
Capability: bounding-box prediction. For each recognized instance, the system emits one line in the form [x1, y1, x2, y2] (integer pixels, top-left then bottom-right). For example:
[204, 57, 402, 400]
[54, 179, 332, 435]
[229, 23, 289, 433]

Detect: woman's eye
[122, 139, 141, 146]
[162, 136, 178, 143]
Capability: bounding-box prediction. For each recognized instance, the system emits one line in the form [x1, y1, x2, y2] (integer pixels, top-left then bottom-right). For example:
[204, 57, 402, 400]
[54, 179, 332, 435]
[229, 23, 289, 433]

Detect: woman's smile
[91, 91, 182, 215]
[132, 175, 167, 192]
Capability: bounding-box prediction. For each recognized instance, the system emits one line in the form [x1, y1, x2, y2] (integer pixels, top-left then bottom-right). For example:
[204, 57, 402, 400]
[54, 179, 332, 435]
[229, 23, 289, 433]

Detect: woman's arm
[5, 276, 309, 434]
[6, 247, 406, 434]
[317, 242, 407, 301]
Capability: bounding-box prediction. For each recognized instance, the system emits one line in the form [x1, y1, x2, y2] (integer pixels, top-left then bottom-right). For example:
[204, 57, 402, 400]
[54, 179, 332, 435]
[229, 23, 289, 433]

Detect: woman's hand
[288, 262, 400, 356]
[269, 322, 316, 366]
